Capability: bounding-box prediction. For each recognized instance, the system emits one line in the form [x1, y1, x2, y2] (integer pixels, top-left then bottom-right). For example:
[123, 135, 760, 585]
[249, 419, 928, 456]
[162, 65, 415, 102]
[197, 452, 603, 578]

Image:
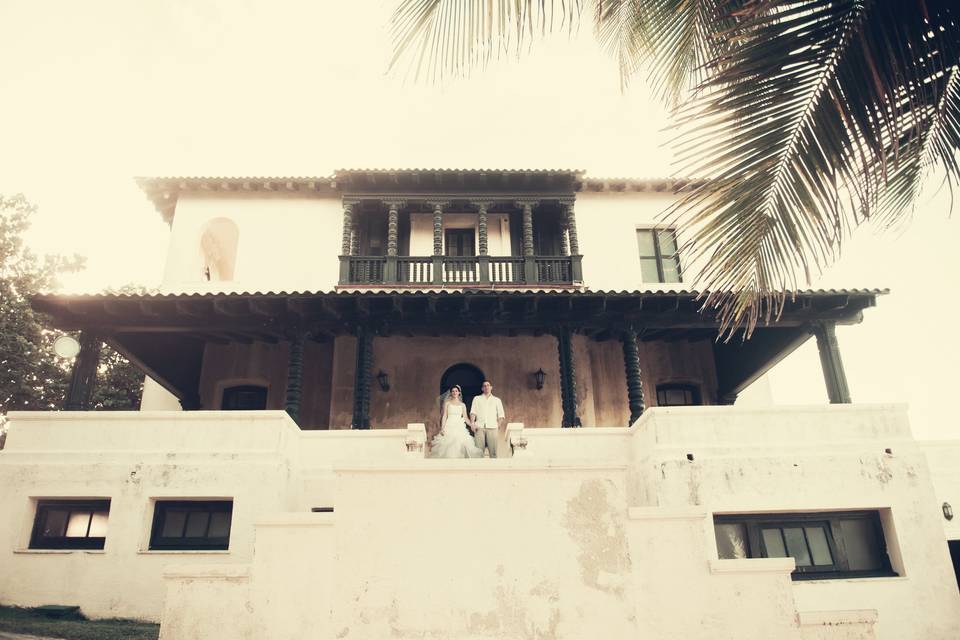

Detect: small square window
[221, 385, 267, 410]
[150, 500, 233, 551]
[30, 499, 111, 550]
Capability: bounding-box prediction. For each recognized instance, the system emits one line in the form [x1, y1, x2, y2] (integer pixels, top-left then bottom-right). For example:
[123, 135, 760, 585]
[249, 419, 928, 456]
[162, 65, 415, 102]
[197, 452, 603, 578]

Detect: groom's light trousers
[475, 427, 498, 458]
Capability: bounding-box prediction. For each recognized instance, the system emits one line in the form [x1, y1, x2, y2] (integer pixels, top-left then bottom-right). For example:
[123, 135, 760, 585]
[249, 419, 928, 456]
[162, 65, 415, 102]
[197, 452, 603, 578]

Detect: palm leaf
[389, 1, 960, 333]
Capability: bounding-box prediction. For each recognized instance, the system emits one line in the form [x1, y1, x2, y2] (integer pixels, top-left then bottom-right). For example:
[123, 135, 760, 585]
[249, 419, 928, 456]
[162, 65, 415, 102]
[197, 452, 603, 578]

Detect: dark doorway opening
[949, 540, 960, 593]
[445, 229, 476, 257]
[440, 363, 485, 416]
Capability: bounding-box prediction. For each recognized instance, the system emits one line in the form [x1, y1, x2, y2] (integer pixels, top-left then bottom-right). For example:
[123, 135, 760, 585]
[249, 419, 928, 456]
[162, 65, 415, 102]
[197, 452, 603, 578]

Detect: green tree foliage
[389, 0, 960, 333]
[0, 194, 144, 421]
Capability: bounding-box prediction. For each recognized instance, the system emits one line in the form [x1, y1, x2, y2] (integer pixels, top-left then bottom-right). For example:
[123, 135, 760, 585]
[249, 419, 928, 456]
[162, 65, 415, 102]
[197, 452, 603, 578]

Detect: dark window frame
[636, 227, 682, 284]
[30, 499, 111, 550]
[656, 383, 702, 407]
[149, 500, 233, 551]
[221, 384, 268, 411]
[714, 511, 896, 580]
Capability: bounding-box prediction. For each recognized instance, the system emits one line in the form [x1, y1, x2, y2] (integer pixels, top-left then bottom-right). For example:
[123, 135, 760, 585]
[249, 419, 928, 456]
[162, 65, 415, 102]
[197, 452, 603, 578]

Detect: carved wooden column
[351, 326, 373, 429]
[556, 326, 580, 427]
[564, 201, 583, 282]
[64, 331, 101, 410]
[560, 221, 570, 257]
[474, 201, 492, 284]
[339, 200, 357, 284]
[621, 327, 645, 426]
[812, 321, 851, 404]
[284, 330, 306, 424]
[429, 201, 447, 285]
[384, 200, 403, 283]
[517, 200, 539, 284]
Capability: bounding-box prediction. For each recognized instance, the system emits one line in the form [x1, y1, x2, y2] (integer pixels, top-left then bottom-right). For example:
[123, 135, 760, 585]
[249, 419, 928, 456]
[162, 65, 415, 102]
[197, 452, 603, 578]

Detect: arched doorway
[440, 363, 485, 415]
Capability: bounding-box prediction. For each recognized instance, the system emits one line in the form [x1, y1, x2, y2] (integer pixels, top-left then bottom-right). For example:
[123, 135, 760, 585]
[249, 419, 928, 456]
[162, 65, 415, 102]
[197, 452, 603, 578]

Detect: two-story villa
[2, 169, 959, 639]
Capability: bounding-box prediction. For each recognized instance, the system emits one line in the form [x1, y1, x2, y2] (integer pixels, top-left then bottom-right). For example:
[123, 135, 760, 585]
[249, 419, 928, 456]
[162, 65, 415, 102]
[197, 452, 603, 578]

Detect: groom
[470, 380, 505, 458]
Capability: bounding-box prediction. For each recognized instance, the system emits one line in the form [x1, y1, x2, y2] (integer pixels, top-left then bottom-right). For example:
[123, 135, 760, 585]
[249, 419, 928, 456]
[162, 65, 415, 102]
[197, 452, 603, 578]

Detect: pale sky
[1, 0, 957, 438]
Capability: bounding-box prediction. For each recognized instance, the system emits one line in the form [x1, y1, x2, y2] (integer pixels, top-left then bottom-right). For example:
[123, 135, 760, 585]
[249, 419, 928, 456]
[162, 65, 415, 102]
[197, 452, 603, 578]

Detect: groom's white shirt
[470, 394, 504, 429]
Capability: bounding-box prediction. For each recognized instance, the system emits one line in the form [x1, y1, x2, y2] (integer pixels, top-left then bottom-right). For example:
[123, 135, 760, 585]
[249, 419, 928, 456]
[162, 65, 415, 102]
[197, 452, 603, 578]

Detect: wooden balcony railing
[339, 255, 582, 286]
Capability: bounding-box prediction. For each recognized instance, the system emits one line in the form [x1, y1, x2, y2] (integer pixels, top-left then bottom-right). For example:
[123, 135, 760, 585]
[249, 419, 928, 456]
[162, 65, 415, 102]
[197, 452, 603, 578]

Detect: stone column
[284, 331, 306, 424]
[812, 321, 851, 404]
[557, 326, 580, 427]
[64, 331, 101, 410]
[351, 326, 373, 429]
[621, 328, 645, 426]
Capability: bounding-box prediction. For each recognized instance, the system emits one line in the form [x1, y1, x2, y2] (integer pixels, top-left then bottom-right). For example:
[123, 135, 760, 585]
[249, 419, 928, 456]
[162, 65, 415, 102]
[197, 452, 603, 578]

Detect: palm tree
[389, 0, 960, 333]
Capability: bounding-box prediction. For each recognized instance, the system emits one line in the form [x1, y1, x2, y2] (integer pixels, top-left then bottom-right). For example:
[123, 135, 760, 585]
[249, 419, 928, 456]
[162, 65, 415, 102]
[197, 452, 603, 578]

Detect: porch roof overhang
[32, 288, 884, 404]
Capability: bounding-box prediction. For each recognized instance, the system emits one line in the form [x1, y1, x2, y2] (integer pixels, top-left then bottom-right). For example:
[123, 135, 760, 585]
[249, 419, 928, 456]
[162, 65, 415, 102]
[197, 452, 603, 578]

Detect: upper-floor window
[656, 383, 702, 406]
[221, 385, 268, 410]
[200, 217, 239, 282]
[30, 499, 110, 550]
[636, 228, 681, 284]
[714, 511, 895, 580]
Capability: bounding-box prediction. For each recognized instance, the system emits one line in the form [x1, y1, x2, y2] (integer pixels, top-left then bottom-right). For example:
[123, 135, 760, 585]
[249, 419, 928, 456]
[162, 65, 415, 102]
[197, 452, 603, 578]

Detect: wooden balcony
[339, 254, 583, 286]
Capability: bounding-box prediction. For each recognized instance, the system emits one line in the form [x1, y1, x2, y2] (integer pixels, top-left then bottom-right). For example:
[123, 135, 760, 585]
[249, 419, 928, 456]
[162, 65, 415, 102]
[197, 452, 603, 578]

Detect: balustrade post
[64, 331, 102, 410]
[621, 327, 645, 426]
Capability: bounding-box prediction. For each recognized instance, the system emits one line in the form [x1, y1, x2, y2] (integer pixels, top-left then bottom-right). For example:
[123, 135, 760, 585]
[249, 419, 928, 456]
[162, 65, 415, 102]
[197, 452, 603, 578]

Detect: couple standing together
[430, 380, 505, 459]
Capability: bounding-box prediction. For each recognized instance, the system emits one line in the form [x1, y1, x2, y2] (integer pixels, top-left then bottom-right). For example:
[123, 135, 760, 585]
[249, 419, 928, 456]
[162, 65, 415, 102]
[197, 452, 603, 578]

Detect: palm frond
[668, 0, 960, 335]
[388, 0, 584, 83]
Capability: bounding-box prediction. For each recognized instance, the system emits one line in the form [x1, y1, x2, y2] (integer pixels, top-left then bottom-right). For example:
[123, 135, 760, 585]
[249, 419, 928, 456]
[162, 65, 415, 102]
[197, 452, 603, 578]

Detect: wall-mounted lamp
[944, 502, 954, 521]
[376, 370, 390, 392]
[534, 368, 546, 391]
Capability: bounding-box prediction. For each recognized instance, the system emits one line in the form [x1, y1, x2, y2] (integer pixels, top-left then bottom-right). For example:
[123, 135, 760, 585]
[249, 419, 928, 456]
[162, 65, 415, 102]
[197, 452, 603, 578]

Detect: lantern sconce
[944, 502, 954, 521]
[534, 368, 546, 391]
[376, 370, 390, 392]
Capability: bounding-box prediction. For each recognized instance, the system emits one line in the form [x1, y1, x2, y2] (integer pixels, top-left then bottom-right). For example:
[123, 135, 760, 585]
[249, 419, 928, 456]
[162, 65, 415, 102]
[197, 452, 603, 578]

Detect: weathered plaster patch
[562, 479, 631, 596]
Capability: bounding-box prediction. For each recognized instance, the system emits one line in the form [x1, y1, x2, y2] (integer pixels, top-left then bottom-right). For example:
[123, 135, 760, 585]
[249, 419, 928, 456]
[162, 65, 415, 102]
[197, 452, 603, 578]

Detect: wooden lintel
[222, 331, 254, 345]
[175, 300, 209, 318]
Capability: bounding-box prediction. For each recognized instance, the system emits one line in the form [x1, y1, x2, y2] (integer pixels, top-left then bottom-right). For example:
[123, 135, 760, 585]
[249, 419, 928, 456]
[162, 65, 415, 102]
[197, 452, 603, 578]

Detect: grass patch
[0, 605, 159, 640]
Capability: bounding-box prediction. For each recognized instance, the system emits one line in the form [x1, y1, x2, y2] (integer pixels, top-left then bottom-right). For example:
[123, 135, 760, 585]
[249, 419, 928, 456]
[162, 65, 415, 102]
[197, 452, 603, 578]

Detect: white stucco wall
[3, 405, 960, 638]
[156, 190, 693, 294]
[160, 193, 342, 293]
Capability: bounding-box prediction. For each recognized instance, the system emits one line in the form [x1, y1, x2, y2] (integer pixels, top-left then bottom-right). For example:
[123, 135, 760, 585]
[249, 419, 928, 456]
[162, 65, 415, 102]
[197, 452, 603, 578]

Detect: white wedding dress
[429, 403, 483, 459]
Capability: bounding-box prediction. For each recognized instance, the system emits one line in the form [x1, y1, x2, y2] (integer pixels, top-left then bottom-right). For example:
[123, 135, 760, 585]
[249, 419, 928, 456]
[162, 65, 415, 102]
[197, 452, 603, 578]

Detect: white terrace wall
[3, 405, 960, 637]
[0, 412, 301, 620]
[629, 404, 960, 639]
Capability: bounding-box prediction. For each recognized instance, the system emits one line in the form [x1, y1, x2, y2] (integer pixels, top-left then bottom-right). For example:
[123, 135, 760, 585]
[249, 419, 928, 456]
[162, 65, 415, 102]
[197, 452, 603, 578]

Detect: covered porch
[32, 289, 882, 429]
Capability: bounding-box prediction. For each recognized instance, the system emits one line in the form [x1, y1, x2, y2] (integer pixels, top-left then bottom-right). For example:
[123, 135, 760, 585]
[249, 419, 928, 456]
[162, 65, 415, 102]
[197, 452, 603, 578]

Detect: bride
[429, 385, 483, 459]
